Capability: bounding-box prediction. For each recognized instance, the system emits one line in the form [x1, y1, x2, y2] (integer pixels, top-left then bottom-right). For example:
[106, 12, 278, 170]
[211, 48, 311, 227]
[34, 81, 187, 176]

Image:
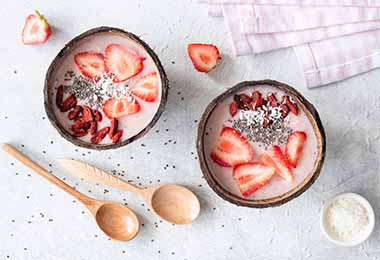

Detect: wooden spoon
[59, 159, 201, 224]
[2, 144, 140, 241]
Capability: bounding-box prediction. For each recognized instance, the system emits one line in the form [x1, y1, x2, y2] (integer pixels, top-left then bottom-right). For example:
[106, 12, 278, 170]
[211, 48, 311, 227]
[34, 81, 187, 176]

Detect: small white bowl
[321, 193, 375, 246]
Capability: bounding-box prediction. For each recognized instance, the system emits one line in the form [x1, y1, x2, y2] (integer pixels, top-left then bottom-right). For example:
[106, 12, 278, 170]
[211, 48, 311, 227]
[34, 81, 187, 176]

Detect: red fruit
[94, 110, 103, 122]
[61, 95, 77, 112]
[68, 105, 83, 120]
[234, 94, 252, 110]
[229, 101, 238, 117]
[210, 127, 254, 167]
[81, 106, 94, 122]
[286, 131, 307, 168]
[89, 121, 97, 135]
[252, 91, 266, 109]
[109, 118, 119, 138]
[74, 52, 105, 82]
[90, 127, 110, 144]
[103, 97, 140, 119]
[71, 121, 90, 132]
[56, 85, 64, 109]
[104, 44, 144, 83]
[261, 146, 294, 182]
[22, 10, 51, 45]
[267, 93, 279, 107]
[280, 104, 290, 118]
[233, 163, 276, 197]
[111, 130, 123, 143]
[282, 96, 299, 116]
[131, 72, 159, 102]
[72, 129, 88, 138]
[187, 43, 220, 72]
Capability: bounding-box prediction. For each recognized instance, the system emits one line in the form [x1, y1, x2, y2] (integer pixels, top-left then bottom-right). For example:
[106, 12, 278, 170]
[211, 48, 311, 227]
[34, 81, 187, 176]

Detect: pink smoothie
[50, 32, 162, 144]
[203, 84, 318, 200]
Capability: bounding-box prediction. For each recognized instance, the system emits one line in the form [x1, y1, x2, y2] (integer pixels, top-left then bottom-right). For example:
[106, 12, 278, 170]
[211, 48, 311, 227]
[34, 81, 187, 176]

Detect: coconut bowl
[44, 26, 169, 150]
[197, 80, 326, 208]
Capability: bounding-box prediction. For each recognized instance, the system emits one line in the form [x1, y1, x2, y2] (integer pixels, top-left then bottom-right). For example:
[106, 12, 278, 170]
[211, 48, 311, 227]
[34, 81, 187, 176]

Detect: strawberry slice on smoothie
[131, 72, 159, 102]
[187, 43, 220, 72]
[261, 145, 294, 182]
[210, 127, 254, 167]
[74, 52, 105, 82]
[286, 131, 307, 168]
[233, 162, 276, 197]
[105, 43, 145, 82]
[22, 10, 51, 45]
[103, 96, 141, 119]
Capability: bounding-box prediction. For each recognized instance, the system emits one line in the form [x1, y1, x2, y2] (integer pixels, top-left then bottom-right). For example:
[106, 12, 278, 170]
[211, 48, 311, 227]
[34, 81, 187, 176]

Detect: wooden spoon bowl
[95, 203, 140, 241]
[150, 184, 200, 224]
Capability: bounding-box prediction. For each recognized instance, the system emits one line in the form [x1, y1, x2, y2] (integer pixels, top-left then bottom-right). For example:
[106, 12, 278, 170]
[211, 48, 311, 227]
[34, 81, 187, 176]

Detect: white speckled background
[1, 0, 380, 259]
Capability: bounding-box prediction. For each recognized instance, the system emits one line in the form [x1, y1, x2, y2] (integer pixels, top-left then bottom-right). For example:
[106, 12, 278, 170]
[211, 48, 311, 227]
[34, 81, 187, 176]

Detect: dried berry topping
[267, 93, 279, 107]
[71, 121, 90, 132]
[282, 96, 299, 116]
[61, 95, 77, 112]
[111, 130, 123, 143]
[234, 94, 252, 110]
[68, 105, 83, 120]
[94, 110, 103, 122]
[91, 127, 110, 144]
[81, 106, 94, 122]
[89, 121, 97, 135]
[72, 129, 88, 137]
[252, 91, 266, 109]
[229, 101, 238, 117]
[280, 104, 290, 118]
[109, 118, 119, 138]
[56, 85, 64, 109]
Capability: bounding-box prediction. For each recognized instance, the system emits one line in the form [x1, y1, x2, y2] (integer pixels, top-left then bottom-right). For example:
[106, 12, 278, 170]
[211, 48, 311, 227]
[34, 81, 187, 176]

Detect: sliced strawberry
[187, 43, 220, 72]
[131, 72, 159, 102]
[74, 52, 105, 81]
[261, 145, 294, 182]
[210, 127, 254, 167]
[286, 131, 307, 168]
[22, 10, 51, 45]
[233, 163, 276, 197]
[102, 96, 140, 119]
[104, 44, 144, 83]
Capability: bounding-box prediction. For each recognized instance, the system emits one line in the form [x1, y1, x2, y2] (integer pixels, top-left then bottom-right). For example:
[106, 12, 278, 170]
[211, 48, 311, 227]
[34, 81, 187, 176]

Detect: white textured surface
[1, 0, 380, 259]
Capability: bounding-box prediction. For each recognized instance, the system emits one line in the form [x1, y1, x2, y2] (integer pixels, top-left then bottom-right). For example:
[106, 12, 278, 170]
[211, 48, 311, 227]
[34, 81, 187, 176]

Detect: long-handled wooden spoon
[2, 144, 140, 241]
[59, 159, 201, 224]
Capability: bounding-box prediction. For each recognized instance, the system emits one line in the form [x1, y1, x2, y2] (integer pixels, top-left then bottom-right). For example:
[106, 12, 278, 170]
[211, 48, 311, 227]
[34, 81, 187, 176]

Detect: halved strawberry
[286, 131, 307, 168]
[105, 44, 144, 83]
[74, 52, 105, 81]
[210, 127, 254, 167]
[22, 10, 51, 45]
[261, 145, 294, 182]
[131, 72, 158, 102]
[102, 96, 140, 119]
[233, 163, 276, 197]
[187, 43, 220, 72]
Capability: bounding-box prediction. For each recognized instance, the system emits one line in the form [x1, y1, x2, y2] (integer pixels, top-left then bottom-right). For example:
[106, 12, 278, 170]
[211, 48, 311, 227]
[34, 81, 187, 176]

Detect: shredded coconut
[325, 196, 369, 241]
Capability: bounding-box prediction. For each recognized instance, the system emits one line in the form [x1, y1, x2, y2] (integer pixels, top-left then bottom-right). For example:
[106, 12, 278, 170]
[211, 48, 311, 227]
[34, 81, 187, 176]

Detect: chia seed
[232, 106, 292, 149]
[63, 72, 131, 109]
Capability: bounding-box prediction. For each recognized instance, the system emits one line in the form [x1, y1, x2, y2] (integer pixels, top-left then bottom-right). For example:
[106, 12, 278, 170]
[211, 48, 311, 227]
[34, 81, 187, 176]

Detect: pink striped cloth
[201, 0, 380, 87]
[202, 0, 380, 6]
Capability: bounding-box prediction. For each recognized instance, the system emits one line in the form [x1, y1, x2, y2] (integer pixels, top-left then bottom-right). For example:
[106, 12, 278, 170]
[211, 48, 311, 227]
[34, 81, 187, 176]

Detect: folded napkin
[200, 0, 380, 87]
[223, 4, 380, 56]
[202, 0, 380, 7]
[294, 29, 380, 88]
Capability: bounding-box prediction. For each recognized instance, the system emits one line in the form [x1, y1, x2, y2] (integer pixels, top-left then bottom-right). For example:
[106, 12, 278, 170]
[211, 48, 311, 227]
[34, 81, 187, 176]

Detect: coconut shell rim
[196, 80, 326, 208]
[43, 26, 169, 150]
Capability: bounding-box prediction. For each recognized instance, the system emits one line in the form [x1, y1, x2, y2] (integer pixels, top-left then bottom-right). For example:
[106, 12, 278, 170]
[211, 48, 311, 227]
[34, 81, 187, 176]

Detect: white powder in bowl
[325, 196, 369, 242]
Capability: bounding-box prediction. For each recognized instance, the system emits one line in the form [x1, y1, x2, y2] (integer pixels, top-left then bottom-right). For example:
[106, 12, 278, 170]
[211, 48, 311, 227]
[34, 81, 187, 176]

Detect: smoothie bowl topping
[197, 80, 325, 208]
[44, 27, 168, 149]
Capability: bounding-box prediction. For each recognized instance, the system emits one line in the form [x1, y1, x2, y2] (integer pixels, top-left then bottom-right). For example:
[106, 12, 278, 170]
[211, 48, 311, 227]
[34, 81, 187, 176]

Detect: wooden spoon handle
[2, 144, 93, 205]
[58, 159, 143, 194]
